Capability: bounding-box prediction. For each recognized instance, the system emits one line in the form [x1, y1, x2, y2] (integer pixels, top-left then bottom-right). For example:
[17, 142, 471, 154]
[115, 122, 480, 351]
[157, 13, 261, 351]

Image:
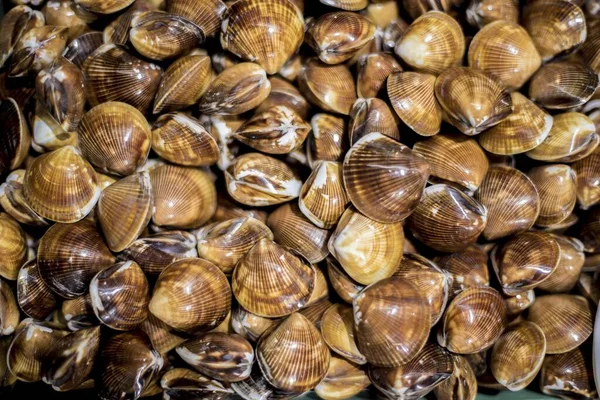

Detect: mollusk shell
[0, 278, 19, 335]
[348, 98, 400, 146]
[0, 212, 27, 281]
[10, 26, 68, 77]
[16, 260, 57, 320]
[356, 52, 401, 99]
[314, 355, 370, 400]
[0, 98, 31, 176]
[74, 0, 135, 14]
[540, 347, 597, 399]
[0, 5, 44, 68]
[321, 303, 366, 364]
[527, 164, 577, 227]
[168, 0, 227, 37]
[434, 245, 490, 298]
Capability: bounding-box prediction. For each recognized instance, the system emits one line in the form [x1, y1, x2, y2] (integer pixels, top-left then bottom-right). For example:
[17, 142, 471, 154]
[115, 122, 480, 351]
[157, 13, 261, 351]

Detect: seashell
[438, 286, 507, 354]
[348, 98, 400, 146]
[83, 44, 162, 114]
[315, 355, 370, 400]
[225, 153, 302, 207]
[343, 132, 430, 223]
[298, 58, 357, 115]
[160, 368, 234, 399]
[307, 267, 329, 307]
[16, 260, 58, 320]
[43, 0, 90, 41]
[168, 0, 227, 37]
[354, 277, 430, 367]
[196, 217, 273, 275]
[211, 193, 268, 224]
[395, 11, 465, 75]
[231, 304, 277, 342]
[326, 257, 364, 304]
[0, 171, 47, 227]
[413, 134, 489, 191]
[102, 0, 154, 45]
[299, 298, 333, 329]
[257, 312, 330, 392]
[383, 18, 409, 52]
[526, 294, 593, 354]
[535, 235, 583, 293]
[97, 331, 163, 400]
[578, 207, 600, 252]
[78, 102, 151, 176]
[308, 113, 348, 165]
[0, 278, 19, 335]
[74, 0, 135, 13]
[504, 289, 535, 317]
[23, 146, 100, 223]
[394, 253, 451, 326]
[10, 26, 68, 77]
[321, 304, 365, 364]
[139, 313, 187, 354]
[150, 164, 216, 229]
[0, 213, 28, 281]
[527, 164, 577, 227]
[255, 76, 310, 120]
[572, 148, 600, 209]
[232, 364, 302, 400]
[468, 21, 541, 90]
[466, 0, 519, 27]
[89, 261, 149, 330]
[435, 67, 513, 136]
[62, 31, 103, 69]
[149, 258, 231, 333]
[474, 165, 540, 240]
[232, 238, 315, 318]
[61, 293, 97, 331]
[129, 11, 205, 61]
[479, 92, 552, 155]
[434, 354, 477, 400]
[580, 18, 600, 74]
[320, 0, 367, 10]
[540, 347, 598, 399]
[523, 0, 587, 61]
[356, 53, 402, 99]
[306, 12, 376, 64]
[387, 71, 441, 137]
[277, 54, 303, 81]
[0, 98, 31, 176]
[329, 207, 404, 285]
[0, 5, 45, 68]
[362, 1, 399, 28]
[152, 55, 211, 114]
[220, 0, 304, 74]
[31, 97, 78, 154]
[176, 332, 254, 382]
[267, 203, 330, 264]
[38, 220, 115, 299]
[235, 105, 310, 154]
[369, 344, 454, 399]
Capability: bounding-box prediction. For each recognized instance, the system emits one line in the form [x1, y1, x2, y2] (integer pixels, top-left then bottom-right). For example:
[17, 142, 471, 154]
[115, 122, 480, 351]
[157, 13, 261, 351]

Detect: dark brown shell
[17, 260, 57, 320]
[211, 193, 268, 225]
[434, 246, 490, 298]
[61, 293, 97, 331]
[103, 0, 153, 45]
[0, 170, 48, 227]
[139, 312, 187, 354]
[168, 0, 227, 37]
[0, 212, 28, 281]
[308, 113, 348, 165]
[540, 347, 598, 399]
[0, 98, 31, 176]
[578, 207, 600, 252]
[0, 5, 44, 68]
[62, 31, 103, 69]
[434, 354, 478, 400]
[160, 368, 234, 400]
[255, 76, 310, 120]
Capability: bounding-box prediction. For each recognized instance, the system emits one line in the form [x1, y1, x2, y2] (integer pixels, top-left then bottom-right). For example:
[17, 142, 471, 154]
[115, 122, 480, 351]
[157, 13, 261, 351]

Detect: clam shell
[348, 98, 400, 146]
[308, 113, 348, 165]
[139, 313, 187, 354]
[61, 293, 97, 331]
[211, 193, 268, 224]
[466, 0, 519, 27]
[103, 0, 153, 45]
[395, 11, 464, 75]
[504, 289, 536, 316]
[62, 31, 103, 69]
[438, 286, 507, 354]
[255, 76, 310, 120]
[220, 0, 304, 74]
[257, 312, 330, 392]
[232, 238, 315, 318]
[160, 368, 234, 399]
[527, 164, 577, 227]
[0, 98, 31, 176]
[580, 18, 600, 74]
[401, 0, 453, 19]
[320, 0, 368, 10]
[526, 294, 593, 354]
[0, 5, 44, 68]
[578, 207, 600, 252]
[149, 258, 231, 333]
[44, 0, 90, 42]
[321, 304, 365, 364]
[383, 18, 409, 52]
[573, 148, 600, 209]
[540, 347, 597, 399]
[0, 278, 19, 335]
[277, 54, 303, 82]
[468, 21, 541, 90]
[16, 260, 57, 320]
[536, 235, 584, 293]
[314, 355, 370, 400]
[168, 0, 227, 37]
[0, 213, 27, 281]
[0, 170, 47, 227]
[31, 98, 77, 153]
[74, 0, 135, 13]
[363, 0, 400, 28]
[10, 26, 68, 77]
[300, 298, 333, 329]
[307, 267, 329, 307]
[232, 364, 302, 399]
[231, 304, 277, 342]
[326, 257, 365, 304]
[357, 53, 402, 99]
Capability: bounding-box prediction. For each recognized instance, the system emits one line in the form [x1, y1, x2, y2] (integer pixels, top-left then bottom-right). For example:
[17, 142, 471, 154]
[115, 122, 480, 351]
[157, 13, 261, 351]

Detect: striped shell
[314, 355, 370, 400]
[434, 246, 490, 298]
[0, 98, 30, 176]
[357, 53, 402, 98]
[540, 348, 597, 399]
[348, 98, 400, 146]
[168, 0, 227, 37]
[16, 260, 57, 320]
[434, 354, 478, 400]
[537, 235, 584, 293]
[0, 212, 27, 281]
[308, 113, 348, 165]
[573, 148, 600, 209]
[321, 304, 366, 365]
[527, 164, 577, 227]
[74, 0, 135, 14]
[0, 278, 19, 335]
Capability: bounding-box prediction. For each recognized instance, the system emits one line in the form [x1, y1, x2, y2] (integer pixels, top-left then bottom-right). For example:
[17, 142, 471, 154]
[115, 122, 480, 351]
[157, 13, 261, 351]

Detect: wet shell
[225, 153, 302, 206]
[308, 113, 348, 165]
[31, 96, 78, 153]
[536, 236, 584, 293]
[211, 193, 268, 224]
[62, 31, 103, 69]
[383, 18, 409, 52]
[434, 354, 477, 400]
[466, 0, 519, 27]
[168, 0, 227, 37]
[149, 258, 231, 333]
[435, 67, 513, 136]
[196, 217, 273, 275]
[220, 0, 304, 75]
[61, 293, 97, 331]
[306, 12, 376, 64]
[504, 289, 536, 317]
[231, 304, 277, 342]
[434, 246, 490, 297]
[362, 0, 400, 28]
[139, 312, 187, 354]
[438, 286, 507, 354]
[573, 148, 600, 209]
[17, 260, 57, 320]
[74, 0, 135, 13]
[578, 207, 600, 252]
[102, 0, 153, 45]
[527, 164, 577, 227]
[232, 238, 315, 318]
[326, 257, 365, 304]
[44, 0, 89, 41]
[320, 0, 367, 10]
[257, 312, 330, 392]
[176, 332, 254, 382]
[10, 26, 68, 77]
[314, 355, 370, 400]
[83, 44, 163, 114]
[526, 294, 593, 354]
[23, 146, 100, 223]
[321, 304, 365, 364]
[540, 348, 597, 399]
[0, 171, 48, 227]
[0, 278, 19, 335]
[468, 21, 541, 90]
[0, 98, 31, 176]
[232, 364, 303, 400]
[298, 58, 357, 115]
[395, 11, 465, 75]
[0, 213, 27, 281]
[580, 18, 600, 75]
[255, 76, 310, 120]
[348, 98, 400, 146]
[356, 53, 402, 99]
[369, 344, 453, 399]
[160, 368, 234, 399]
[300, 298, 333, 329]
[0, 5, 44, 68]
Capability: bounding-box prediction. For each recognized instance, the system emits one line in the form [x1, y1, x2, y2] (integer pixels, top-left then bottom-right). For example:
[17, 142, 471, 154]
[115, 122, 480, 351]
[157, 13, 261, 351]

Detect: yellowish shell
[0, 6, 44, 68]
[308, 113, 348, 165]
[321, 304, 366, 364]
[527, 164, 577, 227]
[0, 278, 20, 335]
[466, 0, 519, 28]
[168, 0, 227, 37]
[74, 0, 135, 14]
[537, 235, 585, 293]
[540, 348, 597, 399]
[0, 213, 27, 281]
[139, 313, 187, 354]
[10, 26, 68, 77]
[314, 355, 371, 400]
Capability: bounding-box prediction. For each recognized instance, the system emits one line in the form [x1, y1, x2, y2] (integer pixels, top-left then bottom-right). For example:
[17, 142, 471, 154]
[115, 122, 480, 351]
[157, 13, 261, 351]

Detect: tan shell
[356, 53, 402, 99]
[231, 364, 301, 399]
[348, 98, 400, 146]
[62, 31, 103, 69]
[434, 354, 478, 400]
[314, 355, 370, 400]
[321, 304, 365, 364]
[0, 278, 19, 335]
[0, 5, 44, 68]
[383, 18, 409, 52]
[434, 246, 490, 298]
[540, 348, 598, 399]
[0, 170, 48, 227]
[573, 148, 600, 209]
[103, 0, 154, 45]
[231, 304, 278, 342]
[16, 260, 57, 320]
[401, 0, 454, 20]
[220, 0, 304, 74]
[362, 0, 400, 28]
[31, 98, 77, 153]
[536, 235, 584, 293]
[466, 0, 519, 27]
[211, 193, 268, 224]
[139, 313, 187, 354]
[395, 11, 464, 75]
[255, 76, 310, 120]
[326, 257, 364, 304]
[168, 0, 227, 37]
[10, 26, 68, 77]
[526, 294, 593, 354]
[468, 21, 541, 90]
[580, 18, 600, 74]
[74, 0, 135, 14]
[308, 113, 348, 165]
[320, 0, 368, 10]
[0, 213, 27, 281]
[527, 164, 577, 227]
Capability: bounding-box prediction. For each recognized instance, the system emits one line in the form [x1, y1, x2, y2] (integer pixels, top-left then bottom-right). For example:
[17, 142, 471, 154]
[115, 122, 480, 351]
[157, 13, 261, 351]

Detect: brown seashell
[383, 18, 409, 52]
[232, 364, 302, 399]
[434, 354, 478, 400]
[523, 0, 587, 61]
[74, 0, 135, 13]
[536, 236, 584, 293]
[0, 170, 48, 227]
[211, 193, 268, 224]
[102, 0, 154, 45]
[255, 76, 310, 120]
[573, 148, 600, 209]
[307, 267, 329, 307]
[196, 217, 273, 275]
[362, 0, 399, 28]
[277, 54, 303, 81]
[435, 67, 513, 136]
[395, 11, 465, 75]
[401, 0, 454, 20]
[83, 44, 162, 114]
[298, 58, 357, 115]
[326, 257, 365, 304]
[62, 31, 103, 69]
[43, 0, 90, 41]
[479, 92, 553, 155]
[149, 258, 231, 333]
[527, 164, 577, 227]
[61, 293, 97, 331]
[466, 0, 519, 27]
[30, 103, 76, 157]
[10, 26, 68, 77]
[139, 312, 187, 354]
[540, 347, 598, 399]
[504, 290, 536, 317]
[0, 278, 19, 335]
[232, 238, 315, 318]
[0, 213, 28, 281]
[220, 0, 304, 74]
[0, 98, 31, 176]
[16, 260, 57, 320]
[438, 286, 507, 354]
[299, 298, 333, 329]
[176, 332, 254, 382]
[321, 304, 365, 364]
[580, 18, 600, 74]
[0, 5, 45, 68]
[160, 368, 234, 399]
[578, 207, 600, 252]
[315, 355, 370, 400]
[475, 165, 540, 240]
[257, 312, 330, 392]
[231, 304, 277, 342]
[526, 294, 593, 354]
[468, 21, 541, 90]
[320, 0, 367, 10]
[348, 98, 400, 146]
[308, 113, 348, 165]
[356, 53, 401, 99]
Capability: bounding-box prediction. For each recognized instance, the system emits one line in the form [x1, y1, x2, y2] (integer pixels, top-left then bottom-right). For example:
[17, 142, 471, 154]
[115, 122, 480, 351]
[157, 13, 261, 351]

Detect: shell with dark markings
[17, 260, 57, 320]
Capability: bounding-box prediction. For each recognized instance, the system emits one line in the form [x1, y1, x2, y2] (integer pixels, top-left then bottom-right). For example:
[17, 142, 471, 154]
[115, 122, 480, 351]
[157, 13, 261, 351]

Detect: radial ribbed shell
[438, 286, 507, 354]
[103, 0, 153, 45]
[97, 172, 153, 252]
[526, 294, 593, 354]
[357, 53, 402, 99]
[0, 278, 19, 335]
[220, 0, 304, 74]
[83, 44, 162, 114]
[435, 67, 512, 136]
[23, 146, 100, 223]
[504, 289, 536, 317]
[0, 170, 48, 227]
[38, 220, 115, 299]
[0, 212, 27, 281]
[160, 368, 234, 399]
[580, 19, 600, 75]
[62, 31, 103, 69]
[395, 11, 464, 75]
[326, 257, 364, 304]
[314, 355, 370, 400]
[537, 235, 584, 293]
[434, 246, 489, 298]
[139, 313, 187, 354]
[348, 98, 400, 146]
[61, 293, 97, 331]
[320, 0, 368, 11]
[256, 77, 310, 119]
[479, 92, 553, 155]
[308, 113, 348, 165]
[383, 18, 409, 52]
[573, 148, 600, 209]
[10, 26, 68, 77]
[232, 238, 315, 318]
[149, 258, 231, 333]
[0, 98, 30, 176]
[468, 21, 541, 90]
[168, 0, 227, 36]
[17, 260, 57, 320]
[540, 348, 597, 399]
[527, 164, 577, 227]
[31, 97, 77, 153]
[434, 354, 478, 400]
[231, 304, 277, 343]
[74, 0, 135, 13]
[321, 304, 365, 364]
[0, 5, 44, 68]
[232, 364, 302, 399]
[466, 0, 519, 28]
